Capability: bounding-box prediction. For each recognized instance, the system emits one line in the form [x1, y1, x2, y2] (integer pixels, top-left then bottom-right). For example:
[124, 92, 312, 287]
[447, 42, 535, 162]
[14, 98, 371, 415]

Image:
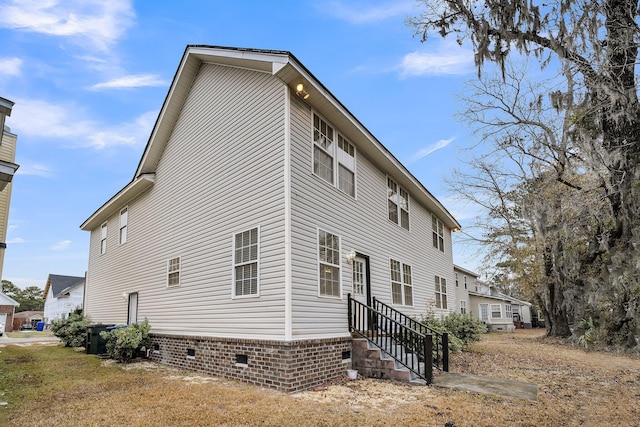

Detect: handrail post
[442, 332, 449, 372]
[425, 334, 433, 384]
[347, 293, 353, 332]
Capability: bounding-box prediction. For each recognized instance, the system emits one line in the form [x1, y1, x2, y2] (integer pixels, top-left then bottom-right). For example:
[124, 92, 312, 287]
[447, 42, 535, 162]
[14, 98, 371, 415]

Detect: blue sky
[0, 0, 483, 289]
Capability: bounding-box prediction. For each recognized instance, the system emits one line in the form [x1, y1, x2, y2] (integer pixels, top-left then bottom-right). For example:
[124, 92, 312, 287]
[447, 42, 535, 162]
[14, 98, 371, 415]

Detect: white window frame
[491, 304, 502, 319]
[167, 257, 181, 287]
[479, 303, 489, 322]
[390, 258, 413, 306]
[464, 275, 468, 289]
[455, 273, 459, 287]
[432, 215, 444, 252]
[312, 113, 356, 198]
[119, 206, 128, 245]
[460, 300, 467, 314]
[100, 222, 107, 255]
[506, 304, 513, 319]
[232, 226, 260, 298]
[317, 228, 342, 298]
[387, 176, 409, 230]
[434, 275, 447, 309]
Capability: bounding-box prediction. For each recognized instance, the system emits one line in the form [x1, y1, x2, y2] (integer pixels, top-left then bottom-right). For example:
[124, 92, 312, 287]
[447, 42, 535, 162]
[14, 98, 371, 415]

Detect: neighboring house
[0, 97, 20, 279]
[453, 264, 480, 315]
[80, 45, 460, 392]
[0, 290, 19, 333]
[43, 274, 85, 324]
[13, 310, 44, 330]
[454, 264, 534, 331]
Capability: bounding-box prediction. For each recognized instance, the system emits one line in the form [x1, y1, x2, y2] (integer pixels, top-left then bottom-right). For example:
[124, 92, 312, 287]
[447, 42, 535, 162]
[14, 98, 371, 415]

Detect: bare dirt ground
[3, 329, 640, 426]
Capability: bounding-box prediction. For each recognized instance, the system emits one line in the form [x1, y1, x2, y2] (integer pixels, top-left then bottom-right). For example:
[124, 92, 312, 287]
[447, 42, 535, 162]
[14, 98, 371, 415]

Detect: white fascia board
[80, 173, 155, 231]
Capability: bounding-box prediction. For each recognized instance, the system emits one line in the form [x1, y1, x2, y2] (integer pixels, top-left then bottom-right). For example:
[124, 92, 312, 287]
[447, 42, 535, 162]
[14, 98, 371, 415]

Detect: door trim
[355, 252, 371, 307]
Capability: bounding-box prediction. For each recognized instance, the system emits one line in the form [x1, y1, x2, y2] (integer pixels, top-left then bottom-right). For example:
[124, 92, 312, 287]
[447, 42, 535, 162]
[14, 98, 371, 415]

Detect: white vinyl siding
[318, 229, 341, 297]
[233, 227, 259, 297]
[83, 63, 287, 339]
[289, 94, 454, 338]
[119, 207, 128, 245]
[100, 223, 107, 255]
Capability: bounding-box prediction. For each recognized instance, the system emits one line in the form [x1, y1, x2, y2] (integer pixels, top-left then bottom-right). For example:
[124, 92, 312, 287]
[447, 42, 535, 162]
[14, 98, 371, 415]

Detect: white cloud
[51, 239, 71, 251]
[0, 0, 135, 51]
[91, 74, 167, 90]
[0, 57, 22, 76]
[399, 43, 474, 77]
[9, 98, 156, 149]
[6, 237, 26, 244]
[411, 137, 455, 161]
[322, 0, 415, 24]
[15, 162, 54, 178]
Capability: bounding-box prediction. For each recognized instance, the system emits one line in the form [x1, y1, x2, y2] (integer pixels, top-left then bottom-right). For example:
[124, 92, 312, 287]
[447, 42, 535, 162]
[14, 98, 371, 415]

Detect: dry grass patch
[1, 330, 639, 426]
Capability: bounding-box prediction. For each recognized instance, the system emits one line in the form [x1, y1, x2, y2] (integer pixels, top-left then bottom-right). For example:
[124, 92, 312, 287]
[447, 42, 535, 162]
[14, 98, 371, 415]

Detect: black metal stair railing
[348, 294, 448, 384]
[372, 297, 449, 372]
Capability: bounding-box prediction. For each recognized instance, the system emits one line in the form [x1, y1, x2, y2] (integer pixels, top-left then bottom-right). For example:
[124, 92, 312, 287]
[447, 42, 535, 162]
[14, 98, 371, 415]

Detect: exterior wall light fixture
[295, 83, 310, 100]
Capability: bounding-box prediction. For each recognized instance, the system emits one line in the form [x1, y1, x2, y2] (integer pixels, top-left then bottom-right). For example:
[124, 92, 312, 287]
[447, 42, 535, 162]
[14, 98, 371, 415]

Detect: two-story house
[43, 274, 85, 324]
[80, 45, 460, 392]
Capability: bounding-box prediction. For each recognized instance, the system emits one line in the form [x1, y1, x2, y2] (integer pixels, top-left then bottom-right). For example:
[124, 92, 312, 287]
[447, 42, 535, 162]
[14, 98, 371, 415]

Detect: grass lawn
[5, 331, 55, 338]
[1, 329, 639, 426]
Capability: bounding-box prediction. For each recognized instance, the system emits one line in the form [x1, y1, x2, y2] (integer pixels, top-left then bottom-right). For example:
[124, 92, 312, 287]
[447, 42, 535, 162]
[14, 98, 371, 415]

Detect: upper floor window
[167, 257, 181, 287]
[318, 229, 341, 297]
[234, 227, 259, 297]
[119, 207, 128, 245]
[464, 275, 467, 289]
[455, 273, 459, 287]
[432, 215, 444, 252]
[435, 275, 447, 309]
[312, 113, 356, 197]
[390, 259, 413, 306]
[100, 222, 107, 255]
[387, 177, 409, 230]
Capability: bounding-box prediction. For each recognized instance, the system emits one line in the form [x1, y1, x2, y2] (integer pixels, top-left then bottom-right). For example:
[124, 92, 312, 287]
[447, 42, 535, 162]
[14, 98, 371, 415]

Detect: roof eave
[80, 173, 155, 231]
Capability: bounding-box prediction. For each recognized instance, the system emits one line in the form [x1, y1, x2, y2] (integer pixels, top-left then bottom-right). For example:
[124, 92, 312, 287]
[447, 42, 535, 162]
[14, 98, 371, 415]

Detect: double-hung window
[312, 113, 356, 197]
[460, 300, 467, 314]
[435, 276, 447, 309]
[167, 257, 180, 287]
[432, 215, 444, 251]
[318, 229, 341, 297]
[387, 177, 409, 230]
[233, 227, 259, 297]
[479, 303, 489, 321]
[506, 304, 513, 319]
[119, 207, 128, 245]
[491, 304, 502, 319]
[390, 259, 413, 305]
[100, 222, 107, 255]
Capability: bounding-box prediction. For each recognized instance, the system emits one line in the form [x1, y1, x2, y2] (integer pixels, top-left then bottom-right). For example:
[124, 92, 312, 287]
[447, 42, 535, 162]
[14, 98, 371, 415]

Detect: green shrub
[50, 308, 90, 348]
[418, 312, 487, 353]
[100, 319, 151, 363]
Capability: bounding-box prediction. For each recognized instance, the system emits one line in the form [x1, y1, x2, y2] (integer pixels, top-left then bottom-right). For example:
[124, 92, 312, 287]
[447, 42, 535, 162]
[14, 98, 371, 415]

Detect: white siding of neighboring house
[84, 63, 288, 340]
[453, 268, 473, 315]
[288, 95, 455, 339]
[43, 286, 84, 323]
[470, 294, 515, 331]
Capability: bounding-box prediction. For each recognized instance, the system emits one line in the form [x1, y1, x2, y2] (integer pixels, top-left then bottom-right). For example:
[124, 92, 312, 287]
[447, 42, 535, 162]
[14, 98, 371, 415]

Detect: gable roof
[81, 45, 461, 232]
[43, 274, 85, 300]
[0, 291, 19, 306]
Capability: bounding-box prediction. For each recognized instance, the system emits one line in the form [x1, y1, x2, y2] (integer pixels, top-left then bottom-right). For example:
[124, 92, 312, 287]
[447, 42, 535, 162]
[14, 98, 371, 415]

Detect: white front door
[352, 257, 368, 328]
[0, 313, 6, 334]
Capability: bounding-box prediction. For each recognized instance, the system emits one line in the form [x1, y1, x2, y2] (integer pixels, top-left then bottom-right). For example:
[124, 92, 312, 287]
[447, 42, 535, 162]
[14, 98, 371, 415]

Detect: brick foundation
[148, 334, 353, 392]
